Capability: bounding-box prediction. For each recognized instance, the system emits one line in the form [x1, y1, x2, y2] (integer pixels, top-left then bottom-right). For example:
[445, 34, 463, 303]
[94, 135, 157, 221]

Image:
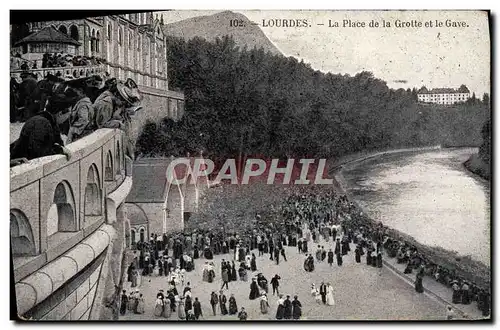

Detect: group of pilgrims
[119, 185, 490, 320]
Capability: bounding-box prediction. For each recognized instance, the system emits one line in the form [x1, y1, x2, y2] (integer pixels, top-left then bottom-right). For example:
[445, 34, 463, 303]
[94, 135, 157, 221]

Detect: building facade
[417, 85, 470, 105]
[12, 12, 169, 91]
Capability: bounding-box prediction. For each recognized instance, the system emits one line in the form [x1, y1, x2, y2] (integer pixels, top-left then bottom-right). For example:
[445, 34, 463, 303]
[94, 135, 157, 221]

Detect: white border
[2, 1, 497, 330]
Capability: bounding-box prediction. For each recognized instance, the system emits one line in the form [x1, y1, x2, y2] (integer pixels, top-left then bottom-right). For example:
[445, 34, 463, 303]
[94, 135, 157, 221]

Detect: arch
[96, 31, 100, 52]
[91, 29, 96, 52]
[70, 25, 79, 41]
[10, 209, 36, 257]
[84, 164, 102, 216]
[116, 141, 122, 175]
[131, 229, 136, 244]
[107, 23, 112, 40]
[59, 25, 67, 35]
[105, 150, 114, 181]
[118, 27, 122, 45]
[139, 227, 145, 242]
[47, 181, 77, 237]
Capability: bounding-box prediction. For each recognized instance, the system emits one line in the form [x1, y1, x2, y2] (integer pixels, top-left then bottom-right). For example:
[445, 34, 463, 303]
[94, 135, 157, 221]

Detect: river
[339, 148, 490, 266]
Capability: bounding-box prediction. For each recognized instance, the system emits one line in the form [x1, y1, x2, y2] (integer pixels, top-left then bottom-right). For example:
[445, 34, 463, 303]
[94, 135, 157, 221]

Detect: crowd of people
[10, 71, 142, 167]
[41, 53, 105, 68]
[118, 185, 490, 321]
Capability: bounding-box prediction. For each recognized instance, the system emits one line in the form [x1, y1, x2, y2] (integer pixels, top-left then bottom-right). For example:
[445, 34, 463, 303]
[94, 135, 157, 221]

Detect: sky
[161, 10, 490, 96]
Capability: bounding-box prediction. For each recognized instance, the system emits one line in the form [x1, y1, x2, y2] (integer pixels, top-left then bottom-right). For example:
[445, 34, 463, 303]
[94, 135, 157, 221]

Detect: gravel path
[119, 237, 445, 321]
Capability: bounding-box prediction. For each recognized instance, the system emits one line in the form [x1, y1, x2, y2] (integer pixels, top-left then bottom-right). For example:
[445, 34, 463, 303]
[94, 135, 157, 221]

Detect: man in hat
[18, 71, 41, 121]
[94, 78, 141, 157]
[65, 77, 97, 144]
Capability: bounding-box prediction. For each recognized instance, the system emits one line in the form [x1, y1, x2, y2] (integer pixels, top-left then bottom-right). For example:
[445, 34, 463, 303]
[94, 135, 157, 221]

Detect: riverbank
[331, 148, 490, 290]
[464, 153, 490, 181]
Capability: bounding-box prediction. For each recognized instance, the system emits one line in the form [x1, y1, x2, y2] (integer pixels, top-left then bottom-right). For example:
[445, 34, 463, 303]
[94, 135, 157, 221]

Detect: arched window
[96, 31, 100, 52]
[70, 25, 79, 41]
[10, 209, 36, 257]
[139, 228, 145, 242]
[118, 28, 122, 45]
[47, 181, 76, 237]
[107, 23, 112, 40]
[116, 141, 122, 175]
[91, 29, 96, 52]
[105, 151, 114, 181]
[59, 25, 67, 35]
[84, 164, 102, 216]
[131, 229, 136, 244]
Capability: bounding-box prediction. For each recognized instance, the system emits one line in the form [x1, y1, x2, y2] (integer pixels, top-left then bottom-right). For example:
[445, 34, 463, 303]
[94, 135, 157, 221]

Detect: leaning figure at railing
[10, 74, 142, 167]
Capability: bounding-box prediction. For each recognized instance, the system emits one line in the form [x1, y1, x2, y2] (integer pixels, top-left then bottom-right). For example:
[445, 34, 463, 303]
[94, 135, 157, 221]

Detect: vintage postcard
[9, 10, 491, 321]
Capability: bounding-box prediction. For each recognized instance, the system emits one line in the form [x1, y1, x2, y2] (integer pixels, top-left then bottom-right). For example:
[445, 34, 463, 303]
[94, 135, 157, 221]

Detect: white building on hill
[417, 85, 470, 105]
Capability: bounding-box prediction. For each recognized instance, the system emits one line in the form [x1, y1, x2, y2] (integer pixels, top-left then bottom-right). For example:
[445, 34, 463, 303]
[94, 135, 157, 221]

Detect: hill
[163, 11, 282, 55]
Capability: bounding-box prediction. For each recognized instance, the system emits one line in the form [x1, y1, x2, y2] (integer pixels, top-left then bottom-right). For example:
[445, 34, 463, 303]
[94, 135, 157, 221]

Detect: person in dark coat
[204, 246, 214, 260]
[292, 295, 302, 320]
[355, 245, 362, 263]
[219, 291, 228, 315]
[336, 251, 343, 266]
[327, 249, 334, 266]
[228, 294, 238, 315]
[250, 253, 257, 271]
[283, 295, 293, 320]
[210, 291, 218, 316]
[298, 239, 303, 253]
[10, 111, 71, 167]
[185, 295, 193, 315]
[415, 271, 424, 293]
[377, 251, 383, 268]
[221, 267, 230, 290]
[302, 240, 308, 253]
[451, 281, 461, 304]
[249, 278, 260, 300]
[193, 245, 199, 259]
[120, 290, 128, 315]
[238, 307, 248, 320]
[334, 238, 341, 255]
[271, 274, 281, 296]
[319, 282, 327, 304]
[461, 282, 471, 304]
[193, 297, 202, 320]
[274, 247, 280, 265]
[230, 262, 238, 281]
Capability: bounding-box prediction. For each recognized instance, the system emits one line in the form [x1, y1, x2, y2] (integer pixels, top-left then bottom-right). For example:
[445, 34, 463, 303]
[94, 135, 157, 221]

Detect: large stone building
[417, 85, 470, 105]
[12, 12, 169, 90]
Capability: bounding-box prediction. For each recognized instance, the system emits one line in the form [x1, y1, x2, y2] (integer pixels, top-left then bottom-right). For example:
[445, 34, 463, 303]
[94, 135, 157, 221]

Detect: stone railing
[10, 128, 133, 319]
[10, 65, 104, 81]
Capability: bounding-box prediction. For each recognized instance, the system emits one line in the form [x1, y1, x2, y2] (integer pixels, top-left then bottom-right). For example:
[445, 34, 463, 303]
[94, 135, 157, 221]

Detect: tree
[482, 93, 490, 107]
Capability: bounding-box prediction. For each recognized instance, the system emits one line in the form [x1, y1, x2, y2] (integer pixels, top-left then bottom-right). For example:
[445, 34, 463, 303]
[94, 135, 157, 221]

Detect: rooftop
[15, 26, 81, 47]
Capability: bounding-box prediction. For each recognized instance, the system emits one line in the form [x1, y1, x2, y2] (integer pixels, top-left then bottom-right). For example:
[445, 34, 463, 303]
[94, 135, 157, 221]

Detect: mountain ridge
[163, 11, 283, 55]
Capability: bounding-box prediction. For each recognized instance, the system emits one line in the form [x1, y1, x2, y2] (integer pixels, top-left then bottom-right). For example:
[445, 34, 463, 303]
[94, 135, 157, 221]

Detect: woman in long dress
[178, 298, 186, 319]
[162, 297, 172, 318]
[154, 297, 164, 317]
[250, 253, 257, 272]
[135, 294, 145, 314]
[228, 294, 238, 315]
[275, 295, 285, 320]
[292, 295, 302, 320]
[415, 272, 424, 293]
[260, 294, 269, 314]
[326, 283, 335, 306]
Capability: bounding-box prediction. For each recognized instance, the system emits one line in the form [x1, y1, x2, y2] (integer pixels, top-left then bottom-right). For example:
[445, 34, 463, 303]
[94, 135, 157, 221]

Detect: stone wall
[10, 129, 133, 320]
[131, 86, 184, 143]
